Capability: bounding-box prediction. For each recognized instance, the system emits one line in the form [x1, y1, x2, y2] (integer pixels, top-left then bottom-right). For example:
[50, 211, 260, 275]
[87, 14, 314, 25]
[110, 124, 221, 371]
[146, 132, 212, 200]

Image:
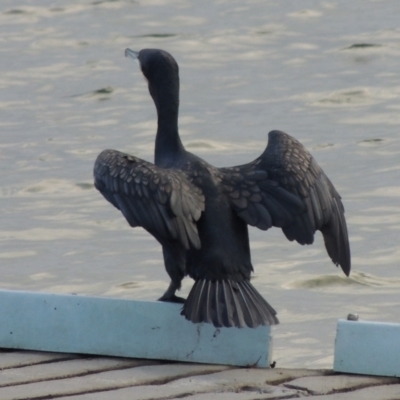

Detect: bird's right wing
[94, 150, 205, 250]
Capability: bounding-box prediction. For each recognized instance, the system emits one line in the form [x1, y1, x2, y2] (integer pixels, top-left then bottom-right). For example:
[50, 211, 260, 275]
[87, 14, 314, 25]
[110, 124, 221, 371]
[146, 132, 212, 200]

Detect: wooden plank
[0, 350, 77, 370]
[284, 375, 398, 395]
[60, 368, 297, 400]
[0, 364, 227, 400]
[0, 358, 154, 387]
[334, 319, 400, 377]
[0, 289, 272, 368]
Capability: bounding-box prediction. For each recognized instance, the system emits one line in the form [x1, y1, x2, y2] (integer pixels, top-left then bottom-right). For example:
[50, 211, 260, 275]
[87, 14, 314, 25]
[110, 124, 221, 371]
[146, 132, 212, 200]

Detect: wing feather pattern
[94, 149, 205, 250]
[220, 130, 350, 276]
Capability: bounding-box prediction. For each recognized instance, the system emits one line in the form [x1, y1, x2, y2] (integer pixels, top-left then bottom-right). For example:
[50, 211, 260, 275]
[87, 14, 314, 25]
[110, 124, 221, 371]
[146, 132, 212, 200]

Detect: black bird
[94, 48, 351, 328]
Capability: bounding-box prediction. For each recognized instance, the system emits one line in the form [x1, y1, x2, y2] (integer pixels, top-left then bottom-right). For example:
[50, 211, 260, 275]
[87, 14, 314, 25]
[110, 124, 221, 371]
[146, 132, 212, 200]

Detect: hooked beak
[125, 48, 139, 60]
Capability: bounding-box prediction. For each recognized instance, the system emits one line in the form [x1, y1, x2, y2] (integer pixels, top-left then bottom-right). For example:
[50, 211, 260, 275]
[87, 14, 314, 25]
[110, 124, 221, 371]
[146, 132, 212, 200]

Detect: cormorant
[94, 48, 351, 328]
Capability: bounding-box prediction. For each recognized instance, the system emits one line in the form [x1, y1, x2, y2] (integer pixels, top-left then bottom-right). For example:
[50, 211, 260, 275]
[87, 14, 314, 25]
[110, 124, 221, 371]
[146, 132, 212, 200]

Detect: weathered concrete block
[334, 319, 400, 377]
[0, 289, 272, 368]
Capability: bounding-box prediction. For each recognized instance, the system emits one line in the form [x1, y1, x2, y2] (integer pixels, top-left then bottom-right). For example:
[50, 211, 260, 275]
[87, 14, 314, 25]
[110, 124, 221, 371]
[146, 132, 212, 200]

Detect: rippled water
[1, 0, 400, 368]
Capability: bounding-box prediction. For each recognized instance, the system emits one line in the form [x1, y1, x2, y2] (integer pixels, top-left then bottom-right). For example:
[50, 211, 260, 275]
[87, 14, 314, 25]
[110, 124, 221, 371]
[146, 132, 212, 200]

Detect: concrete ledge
[0, 289, 272, 368]
[334, 319, 400, 377]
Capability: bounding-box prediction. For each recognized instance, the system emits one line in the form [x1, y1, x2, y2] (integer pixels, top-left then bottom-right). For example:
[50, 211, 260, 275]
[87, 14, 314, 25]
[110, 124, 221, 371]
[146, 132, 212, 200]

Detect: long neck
[153, 84, 185, 166]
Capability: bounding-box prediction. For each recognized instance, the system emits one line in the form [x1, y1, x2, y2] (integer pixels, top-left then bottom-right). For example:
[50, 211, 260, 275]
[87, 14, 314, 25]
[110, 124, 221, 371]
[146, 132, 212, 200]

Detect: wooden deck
[1, 349, 400, 399]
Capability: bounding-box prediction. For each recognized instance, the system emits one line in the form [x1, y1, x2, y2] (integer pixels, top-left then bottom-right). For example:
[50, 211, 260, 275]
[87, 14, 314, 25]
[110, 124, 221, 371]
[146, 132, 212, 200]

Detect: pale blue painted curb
[334, 319, 400, 377]
[0, 289, 272, 368]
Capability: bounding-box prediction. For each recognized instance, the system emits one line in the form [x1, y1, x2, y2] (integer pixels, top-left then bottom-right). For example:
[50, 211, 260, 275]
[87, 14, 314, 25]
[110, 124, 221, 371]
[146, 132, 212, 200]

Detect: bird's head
[125, 48, 180, 112]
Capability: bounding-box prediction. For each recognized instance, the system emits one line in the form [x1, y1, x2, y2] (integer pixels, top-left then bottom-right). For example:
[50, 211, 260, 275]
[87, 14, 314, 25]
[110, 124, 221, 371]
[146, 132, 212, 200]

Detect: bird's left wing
[219, 161, 305, 231]
[219, 130, 350, 276]
[94, 150, 205, 249]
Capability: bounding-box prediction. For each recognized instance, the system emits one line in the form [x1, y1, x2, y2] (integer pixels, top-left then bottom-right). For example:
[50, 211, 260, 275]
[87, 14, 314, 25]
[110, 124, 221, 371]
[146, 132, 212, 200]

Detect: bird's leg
[158, 243, 186, 303]
[158, 280, 186, 303]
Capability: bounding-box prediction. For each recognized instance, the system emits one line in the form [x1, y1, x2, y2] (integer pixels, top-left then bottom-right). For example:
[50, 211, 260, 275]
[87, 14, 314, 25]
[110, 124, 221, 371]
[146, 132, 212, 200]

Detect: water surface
[1, 0, 400, 368]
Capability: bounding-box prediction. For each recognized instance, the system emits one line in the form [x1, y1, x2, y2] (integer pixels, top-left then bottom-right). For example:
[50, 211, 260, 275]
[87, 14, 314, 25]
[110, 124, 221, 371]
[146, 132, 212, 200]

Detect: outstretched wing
[94, 150, 205, 250]
[220, 130, 350, 276]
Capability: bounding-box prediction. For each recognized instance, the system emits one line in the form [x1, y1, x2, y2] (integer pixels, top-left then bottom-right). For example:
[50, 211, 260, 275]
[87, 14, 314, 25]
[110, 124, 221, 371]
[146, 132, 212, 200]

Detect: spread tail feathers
[181, 279, 279, 328]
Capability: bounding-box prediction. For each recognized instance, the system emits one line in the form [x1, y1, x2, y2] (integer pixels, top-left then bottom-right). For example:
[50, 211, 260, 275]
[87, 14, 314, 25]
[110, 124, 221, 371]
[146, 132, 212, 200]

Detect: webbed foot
[157, 280, 186, 304]
[158, 294, 186, 304]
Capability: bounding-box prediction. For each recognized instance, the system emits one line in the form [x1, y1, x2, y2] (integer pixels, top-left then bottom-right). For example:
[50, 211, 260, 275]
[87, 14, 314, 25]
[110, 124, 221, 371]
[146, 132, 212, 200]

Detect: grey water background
[1, 0, 400, 368]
